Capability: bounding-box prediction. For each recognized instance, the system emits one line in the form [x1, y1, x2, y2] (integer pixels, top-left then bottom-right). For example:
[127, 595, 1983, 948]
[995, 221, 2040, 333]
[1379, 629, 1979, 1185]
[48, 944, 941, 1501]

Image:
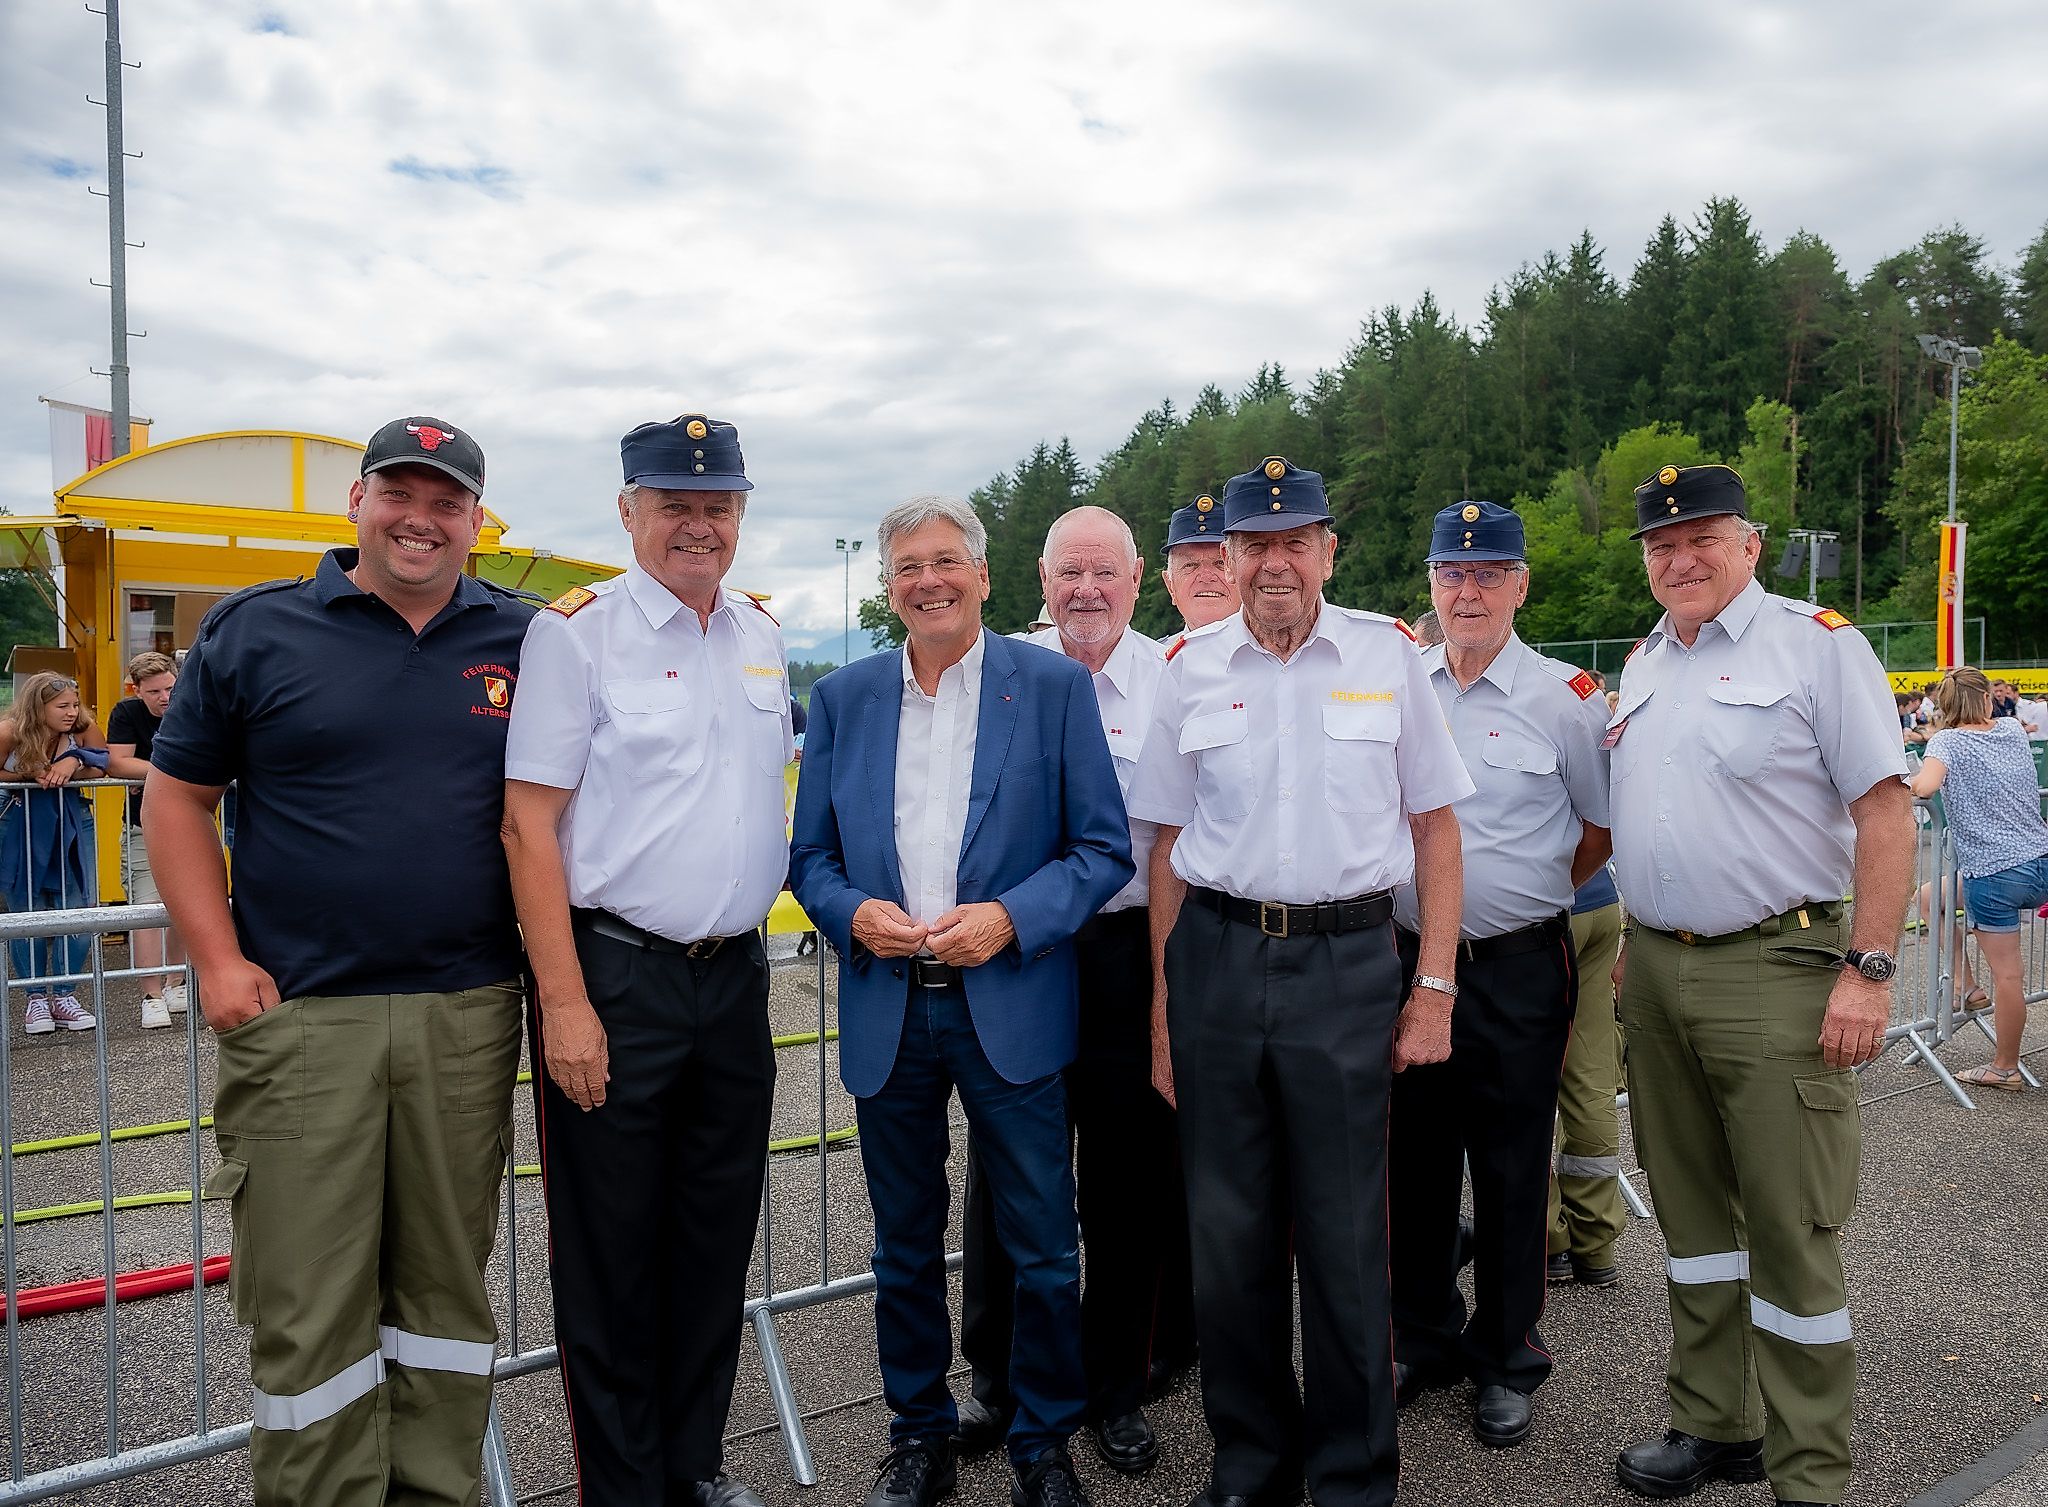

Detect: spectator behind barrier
[1898, 691, 1930, 747]
[1907, 666, 2048, 1090]
[107, 651, 188, 1029]
[0, 671, 108, 1034]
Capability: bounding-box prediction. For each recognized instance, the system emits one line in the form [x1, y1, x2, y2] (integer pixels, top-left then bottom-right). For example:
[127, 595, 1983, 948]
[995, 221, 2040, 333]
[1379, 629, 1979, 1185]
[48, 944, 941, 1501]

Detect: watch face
[1856, 952, 1897, 982]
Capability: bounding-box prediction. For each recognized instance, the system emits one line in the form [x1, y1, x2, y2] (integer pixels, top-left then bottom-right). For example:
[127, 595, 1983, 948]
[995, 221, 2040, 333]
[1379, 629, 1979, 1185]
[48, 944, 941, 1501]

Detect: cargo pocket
[212, 1000, 304, 1140]
[458, 982, 527, 1116]
[1794, 1072, 1860, 1228]
[204, 1157, 255, 1324]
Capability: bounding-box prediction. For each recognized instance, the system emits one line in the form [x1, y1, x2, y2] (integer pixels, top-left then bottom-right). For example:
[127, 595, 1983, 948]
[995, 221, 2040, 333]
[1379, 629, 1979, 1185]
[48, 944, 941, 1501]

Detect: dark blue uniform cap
[1426, 500, 1524, 562]
[621, 414, 753, 492]
[1162, 493, 1225, 555]
[1222, 456, 1331, 532]
[1630, 463, 1745, 539]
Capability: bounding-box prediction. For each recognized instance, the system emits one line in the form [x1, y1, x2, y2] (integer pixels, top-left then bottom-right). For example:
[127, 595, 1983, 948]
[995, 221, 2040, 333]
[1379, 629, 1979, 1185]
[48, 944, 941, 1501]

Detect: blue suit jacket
[791, 630, 1135, 1098]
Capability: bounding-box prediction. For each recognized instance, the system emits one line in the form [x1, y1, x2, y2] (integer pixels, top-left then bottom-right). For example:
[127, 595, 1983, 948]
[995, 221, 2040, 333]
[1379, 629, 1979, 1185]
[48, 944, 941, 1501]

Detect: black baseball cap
[361, 417, 486, 497]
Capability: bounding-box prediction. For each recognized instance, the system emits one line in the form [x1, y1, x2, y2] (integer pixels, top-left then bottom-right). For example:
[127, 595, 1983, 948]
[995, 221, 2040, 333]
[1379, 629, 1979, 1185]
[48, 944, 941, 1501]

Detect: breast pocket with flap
[1180, 707, 1253, 819]
[603, 676, 705, 781]
[1322, 703, 1399, 815]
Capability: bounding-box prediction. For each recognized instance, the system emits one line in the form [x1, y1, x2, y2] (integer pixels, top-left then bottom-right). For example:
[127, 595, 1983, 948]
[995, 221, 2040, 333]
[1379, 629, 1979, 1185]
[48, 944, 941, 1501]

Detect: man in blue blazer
[792, 494, 1134, 1507]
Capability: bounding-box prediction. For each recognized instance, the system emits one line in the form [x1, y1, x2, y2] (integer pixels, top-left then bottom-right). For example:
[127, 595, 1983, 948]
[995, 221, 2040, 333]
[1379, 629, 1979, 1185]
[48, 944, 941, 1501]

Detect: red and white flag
[40, 397, 151, 490]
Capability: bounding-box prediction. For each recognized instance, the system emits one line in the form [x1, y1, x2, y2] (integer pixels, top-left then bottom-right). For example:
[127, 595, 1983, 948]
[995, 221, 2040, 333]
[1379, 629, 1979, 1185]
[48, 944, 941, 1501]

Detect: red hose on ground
[7, 1254, 229, 1320]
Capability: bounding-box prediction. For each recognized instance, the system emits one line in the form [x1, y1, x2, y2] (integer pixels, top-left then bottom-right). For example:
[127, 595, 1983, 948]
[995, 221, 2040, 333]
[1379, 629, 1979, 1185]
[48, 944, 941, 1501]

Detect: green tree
[1666, 198, 1776, 454]
[2013, 221, 2048, 354]
[1618, 215, 1689, 422]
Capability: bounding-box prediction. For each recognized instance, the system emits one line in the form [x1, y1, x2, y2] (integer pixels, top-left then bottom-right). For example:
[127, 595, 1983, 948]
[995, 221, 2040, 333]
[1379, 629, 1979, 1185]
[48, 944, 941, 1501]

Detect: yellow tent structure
[0, 428, 620, 899]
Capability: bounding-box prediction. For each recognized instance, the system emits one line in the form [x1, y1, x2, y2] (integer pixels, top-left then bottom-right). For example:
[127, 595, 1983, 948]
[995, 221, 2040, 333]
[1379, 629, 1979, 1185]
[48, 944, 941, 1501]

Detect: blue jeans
[4, 886, 93, 993]
[855, 986, 1084, 1466]
[1961, 853, 2048, 933]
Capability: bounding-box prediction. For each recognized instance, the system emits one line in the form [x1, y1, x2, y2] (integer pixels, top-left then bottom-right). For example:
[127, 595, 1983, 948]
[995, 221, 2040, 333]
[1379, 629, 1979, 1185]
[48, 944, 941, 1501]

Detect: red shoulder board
[545, 585, 597, 617]
[1164, 634, 1187, 661]
[1393, 616, 1418, 643]
[1625, 638, 1647, 661]
[1812, 608, 1852, 631]
[1567, 669, 1598, 701]
[744, 591, 780, 626]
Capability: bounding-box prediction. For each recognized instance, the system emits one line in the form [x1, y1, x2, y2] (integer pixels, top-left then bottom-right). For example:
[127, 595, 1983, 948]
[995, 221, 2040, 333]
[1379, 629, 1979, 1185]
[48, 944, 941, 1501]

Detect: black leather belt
[1400, 910, 1571, 963]
[574, 908, 734, 961]
[1191, 886, 1393, 938]
[910, 958, 962, 989]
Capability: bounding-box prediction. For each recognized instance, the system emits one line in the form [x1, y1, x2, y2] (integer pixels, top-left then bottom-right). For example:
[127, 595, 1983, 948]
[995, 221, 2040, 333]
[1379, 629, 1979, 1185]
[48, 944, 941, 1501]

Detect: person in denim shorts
[1909, 666, 2048, 1090]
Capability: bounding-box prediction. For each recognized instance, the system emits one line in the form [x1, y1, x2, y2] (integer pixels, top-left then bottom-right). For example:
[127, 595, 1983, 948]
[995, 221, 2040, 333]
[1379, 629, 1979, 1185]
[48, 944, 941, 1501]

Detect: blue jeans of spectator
[854, 984, 1085, 1468]
[4, 885, 94, 993]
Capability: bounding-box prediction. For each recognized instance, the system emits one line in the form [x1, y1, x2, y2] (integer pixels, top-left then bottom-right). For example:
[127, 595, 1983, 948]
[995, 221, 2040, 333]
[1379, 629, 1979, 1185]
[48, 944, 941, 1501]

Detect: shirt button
[1278, 724, 1293, 736]
[1663, 756, 1672, 764]
[722, 757, 731, 768]
[1279, 854, 1293, 865]
[1661, 873, 1673, 881]
[1279, 788, 1292, 801]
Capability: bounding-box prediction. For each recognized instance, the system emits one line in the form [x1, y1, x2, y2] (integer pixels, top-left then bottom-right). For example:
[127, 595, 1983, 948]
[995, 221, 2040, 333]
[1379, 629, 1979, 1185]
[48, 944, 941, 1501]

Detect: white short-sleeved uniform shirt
[1392, 634, 1611, 939]
[1127, 602, 1474, 904]
[1608, 579, 1908, 935]
[1026, 624, 1164, 912]
[504, 564, 792, 944]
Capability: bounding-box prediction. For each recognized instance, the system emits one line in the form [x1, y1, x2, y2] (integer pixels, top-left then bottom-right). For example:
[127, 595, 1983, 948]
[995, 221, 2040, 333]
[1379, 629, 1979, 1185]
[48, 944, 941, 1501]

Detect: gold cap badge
[1461, 503, 1480, 523]
[1657, 465, 1678, 486]
[685, 418, 709, 440]
[1263, 458, 1287, 480]
[1195, 495, 1215, 513]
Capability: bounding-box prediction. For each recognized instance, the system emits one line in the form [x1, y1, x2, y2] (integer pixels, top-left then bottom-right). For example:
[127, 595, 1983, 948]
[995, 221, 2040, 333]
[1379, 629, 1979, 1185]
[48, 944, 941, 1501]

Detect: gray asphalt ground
[2, 927, 2045, 1507]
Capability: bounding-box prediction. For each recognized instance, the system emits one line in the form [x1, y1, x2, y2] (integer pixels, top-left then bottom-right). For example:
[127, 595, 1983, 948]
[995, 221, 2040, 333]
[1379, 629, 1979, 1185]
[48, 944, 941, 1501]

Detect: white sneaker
[163, 981, 189, 1014]
[50, 994, 97, 1031]
[140, 994, 172, 1030]
[23, 997, 53, 1035]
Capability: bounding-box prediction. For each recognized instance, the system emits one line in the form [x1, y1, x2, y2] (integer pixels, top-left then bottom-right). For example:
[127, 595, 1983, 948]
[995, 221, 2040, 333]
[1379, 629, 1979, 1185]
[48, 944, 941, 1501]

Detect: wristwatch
[1412, 973, 1459, 1000]
[1842, 948, 1898, 983]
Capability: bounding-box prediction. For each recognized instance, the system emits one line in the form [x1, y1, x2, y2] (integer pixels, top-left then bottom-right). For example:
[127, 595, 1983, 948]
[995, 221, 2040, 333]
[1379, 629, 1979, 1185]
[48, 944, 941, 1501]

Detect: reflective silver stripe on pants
[1750, 1295, 1852, 1345]
[1666, 1250, 1751, 1284]
[250, 1348, 384, 1432]
[380, 1323, 496, 1376]
[1556, 1152, 1621, 1178]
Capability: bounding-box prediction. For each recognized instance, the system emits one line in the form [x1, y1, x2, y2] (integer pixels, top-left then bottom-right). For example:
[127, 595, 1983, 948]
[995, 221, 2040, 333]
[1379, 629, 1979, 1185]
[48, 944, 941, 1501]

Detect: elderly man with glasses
[792, 495, 1132, 1507]
[1385, 501, 1613, 1449]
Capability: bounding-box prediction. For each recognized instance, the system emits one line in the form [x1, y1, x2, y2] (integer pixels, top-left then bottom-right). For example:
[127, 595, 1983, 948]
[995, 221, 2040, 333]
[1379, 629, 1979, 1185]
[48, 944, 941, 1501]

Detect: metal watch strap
[1412, 973, 1458, 999]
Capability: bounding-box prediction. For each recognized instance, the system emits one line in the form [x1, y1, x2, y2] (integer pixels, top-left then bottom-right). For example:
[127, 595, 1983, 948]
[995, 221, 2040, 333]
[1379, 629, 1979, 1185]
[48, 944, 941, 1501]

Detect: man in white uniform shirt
[1128, 457, 1473, 1507]
[958, 507, 1194, 1475]
[501, 416, 790, 1507]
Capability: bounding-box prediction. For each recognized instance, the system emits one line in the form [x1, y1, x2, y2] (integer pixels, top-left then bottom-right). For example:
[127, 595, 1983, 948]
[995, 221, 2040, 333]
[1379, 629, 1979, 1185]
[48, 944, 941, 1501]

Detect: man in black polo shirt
[146, 417, 535, 1507]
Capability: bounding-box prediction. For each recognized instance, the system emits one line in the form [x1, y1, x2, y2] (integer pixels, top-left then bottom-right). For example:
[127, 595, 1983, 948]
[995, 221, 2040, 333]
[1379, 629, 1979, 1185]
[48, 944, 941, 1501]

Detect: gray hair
[876, 494, 986, 572]
[1041, 506, 1138, 569]
[619, 480, 748, 516]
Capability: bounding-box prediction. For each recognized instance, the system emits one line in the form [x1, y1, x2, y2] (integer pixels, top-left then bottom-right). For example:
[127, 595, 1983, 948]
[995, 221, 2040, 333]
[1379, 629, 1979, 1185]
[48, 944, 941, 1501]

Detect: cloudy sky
[4, 1, 2044, 652]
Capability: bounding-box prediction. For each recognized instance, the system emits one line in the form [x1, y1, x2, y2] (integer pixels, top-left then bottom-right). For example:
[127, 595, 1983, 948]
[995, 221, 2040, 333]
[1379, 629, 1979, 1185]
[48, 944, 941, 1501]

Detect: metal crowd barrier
[0, 894, 908, 1502]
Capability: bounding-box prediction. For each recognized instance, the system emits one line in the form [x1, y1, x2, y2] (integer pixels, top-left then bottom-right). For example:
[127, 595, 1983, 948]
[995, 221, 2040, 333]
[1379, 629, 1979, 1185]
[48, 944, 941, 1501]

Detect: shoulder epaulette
[1812, 606, 1853, 631]
[196, 577, 302, 636]
[743, 591, 780, 626]
[1625, 638, 1647, 661]
[1567, 668, 1599, 700]
[545, 585, 598, 618]
[1393, 616, 1418, 643]
[1164, 634, 1187, 661]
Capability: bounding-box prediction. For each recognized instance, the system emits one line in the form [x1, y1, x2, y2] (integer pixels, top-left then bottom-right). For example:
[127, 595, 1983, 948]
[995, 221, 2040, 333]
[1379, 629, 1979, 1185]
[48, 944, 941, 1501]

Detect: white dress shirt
[504, 564, 792, 944]
[1026, 624, 1164, 912]
[1608, 578, 1908, 934]
[1128, 603, 1475, 903]
[895, 631, 984, 927]
[1392, 635, 1611, 938]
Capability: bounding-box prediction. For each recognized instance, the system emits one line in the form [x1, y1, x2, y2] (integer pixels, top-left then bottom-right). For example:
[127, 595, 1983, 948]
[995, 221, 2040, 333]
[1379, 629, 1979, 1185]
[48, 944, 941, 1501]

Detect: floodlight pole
[90, 0, 138, 457]
[1945, 354, 1961, 526]
[836, 538, 862, 664]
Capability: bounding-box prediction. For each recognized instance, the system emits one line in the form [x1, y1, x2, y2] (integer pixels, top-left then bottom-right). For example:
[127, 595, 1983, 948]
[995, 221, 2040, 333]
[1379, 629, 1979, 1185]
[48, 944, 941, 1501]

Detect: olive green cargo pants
[205, 984, 524, 1507]
[1547, 902, 1627, 1266]
[1620, 915, 1860, 1505]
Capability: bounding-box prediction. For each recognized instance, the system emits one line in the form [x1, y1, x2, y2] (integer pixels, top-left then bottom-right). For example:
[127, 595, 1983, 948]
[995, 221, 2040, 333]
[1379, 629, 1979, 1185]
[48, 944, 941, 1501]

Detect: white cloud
[2, 0, 2044, 637]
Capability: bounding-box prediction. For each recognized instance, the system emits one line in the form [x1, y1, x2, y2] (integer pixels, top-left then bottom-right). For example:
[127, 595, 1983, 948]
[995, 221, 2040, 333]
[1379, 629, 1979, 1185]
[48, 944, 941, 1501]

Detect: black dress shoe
[1473, 1385, 1532, 1448]
[953, 1394, 1012, 1454]
[688, 1477, 767, 1507]
[1545, 1251, 1573, 1283]
[866, 1439, 958, 1507]
[1012, 1446, 1090, 1507]
[1572, 1255, 1620, 1287]
[1393, 1360, 1457, 1408]
[1089, 1409, 1158, 1473]
[1616, 1430, 1765, 1498]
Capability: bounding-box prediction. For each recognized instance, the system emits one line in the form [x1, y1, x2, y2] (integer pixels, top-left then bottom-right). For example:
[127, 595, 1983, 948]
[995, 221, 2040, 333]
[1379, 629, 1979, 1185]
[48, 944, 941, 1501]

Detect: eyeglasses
[1429, 565, 1522, 590]
[890, 555, 978, 584]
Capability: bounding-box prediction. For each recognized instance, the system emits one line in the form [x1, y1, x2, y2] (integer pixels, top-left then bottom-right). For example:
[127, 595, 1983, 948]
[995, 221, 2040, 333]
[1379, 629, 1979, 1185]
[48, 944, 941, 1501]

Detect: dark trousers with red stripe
[530, 918, 774, 1505]
[961, 907, 1197, 1423]
[1390, 918, 1577, 1393]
